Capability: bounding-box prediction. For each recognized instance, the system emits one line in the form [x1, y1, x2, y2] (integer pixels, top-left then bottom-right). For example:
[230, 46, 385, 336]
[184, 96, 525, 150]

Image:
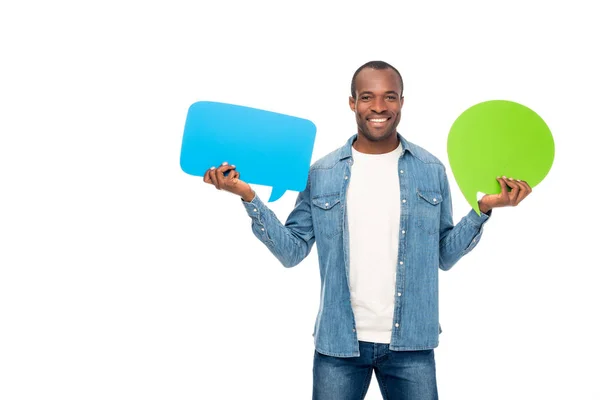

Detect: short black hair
[350, 60, 404, 99]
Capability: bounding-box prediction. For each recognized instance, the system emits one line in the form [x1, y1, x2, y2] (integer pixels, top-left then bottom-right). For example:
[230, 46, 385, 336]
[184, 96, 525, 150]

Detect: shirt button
[395, 323, 400, 328]
[253, 209, 258, 212]
[400, 261, 404, 265]
[344, 176, 348, 180]
[402, 199, 406, 203]
[352, 328, 356, 332]
[325, 202, 329, 207]
[400, 170, 404, 174]
[261, 228, 265, 231]
[402, 230, 405, 234]
[397, 292, 402, 296]
[433, 198, 437, 202]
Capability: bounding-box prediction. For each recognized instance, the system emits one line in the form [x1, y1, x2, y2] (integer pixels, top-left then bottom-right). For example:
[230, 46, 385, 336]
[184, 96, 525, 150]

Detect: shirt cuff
[465, 208, 491, 228]
[241, 193, 264, 218]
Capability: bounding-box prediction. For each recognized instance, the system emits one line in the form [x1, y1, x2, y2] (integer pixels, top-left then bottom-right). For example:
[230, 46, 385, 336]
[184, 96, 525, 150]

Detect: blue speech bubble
[180, 101, 317, 202]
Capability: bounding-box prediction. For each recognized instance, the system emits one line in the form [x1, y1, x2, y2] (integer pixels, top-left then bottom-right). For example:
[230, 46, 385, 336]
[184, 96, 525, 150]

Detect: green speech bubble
[447, 100, 554, 215]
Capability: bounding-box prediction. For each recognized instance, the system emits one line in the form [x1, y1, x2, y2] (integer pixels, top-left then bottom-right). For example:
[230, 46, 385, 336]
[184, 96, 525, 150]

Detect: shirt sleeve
[438, 169, 491, 270]
[240, 175, 315, 268]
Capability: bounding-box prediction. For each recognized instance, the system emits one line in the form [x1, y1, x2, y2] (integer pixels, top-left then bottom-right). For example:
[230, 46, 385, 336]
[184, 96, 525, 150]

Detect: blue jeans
[313, 341, 438, 400]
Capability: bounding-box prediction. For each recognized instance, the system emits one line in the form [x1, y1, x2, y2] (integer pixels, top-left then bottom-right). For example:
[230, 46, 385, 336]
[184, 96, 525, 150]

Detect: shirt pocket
[311, 193, 343, 239]
[416, 190, 443, 236]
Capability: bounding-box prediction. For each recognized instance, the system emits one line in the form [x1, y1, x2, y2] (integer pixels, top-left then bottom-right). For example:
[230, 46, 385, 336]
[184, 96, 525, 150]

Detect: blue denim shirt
[242, 134, 491, 357]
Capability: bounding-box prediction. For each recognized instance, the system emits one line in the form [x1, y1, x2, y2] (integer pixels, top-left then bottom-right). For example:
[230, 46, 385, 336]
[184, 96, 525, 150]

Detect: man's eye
[387, 96, 397, 100]
[361, 96, 370, 101]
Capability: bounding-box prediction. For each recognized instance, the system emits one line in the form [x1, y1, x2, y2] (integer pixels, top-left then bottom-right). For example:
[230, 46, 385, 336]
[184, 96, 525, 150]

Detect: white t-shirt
[347, 141, 402, 344]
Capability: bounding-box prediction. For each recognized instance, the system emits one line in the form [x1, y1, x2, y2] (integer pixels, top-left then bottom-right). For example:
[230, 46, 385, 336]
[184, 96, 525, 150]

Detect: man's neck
[353, 133, 400, 154]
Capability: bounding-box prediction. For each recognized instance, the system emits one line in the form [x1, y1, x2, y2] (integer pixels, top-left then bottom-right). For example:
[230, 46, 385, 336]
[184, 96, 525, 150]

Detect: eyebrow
[358, 91, 400, 96]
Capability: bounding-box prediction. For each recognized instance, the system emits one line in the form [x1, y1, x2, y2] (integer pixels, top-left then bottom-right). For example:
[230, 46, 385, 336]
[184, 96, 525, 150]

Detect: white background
[1, 0, 599, 399]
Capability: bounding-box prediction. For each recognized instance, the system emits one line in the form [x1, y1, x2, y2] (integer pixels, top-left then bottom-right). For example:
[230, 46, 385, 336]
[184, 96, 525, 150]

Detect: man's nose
[371, 97, 387, 113]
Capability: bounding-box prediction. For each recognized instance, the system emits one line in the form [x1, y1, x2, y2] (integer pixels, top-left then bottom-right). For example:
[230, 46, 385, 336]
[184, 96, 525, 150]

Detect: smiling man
[203, 60, 532, 399]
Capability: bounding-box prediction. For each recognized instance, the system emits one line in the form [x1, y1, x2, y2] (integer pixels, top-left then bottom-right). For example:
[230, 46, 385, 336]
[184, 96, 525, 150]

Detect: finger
[505, 177, 520, 204]
[203, 167, 214, 184]
[209, 168, 220, 190]
[216, 163, 237, 177]
[520, 180, 533, 195]
[224, 164, 238, 179]
[215, 162, 234, 189]
[497, 176, 509, 199]
[514, 179, 529, 205]
[514, 179, 531, 204]
[216, 163, 236, 174]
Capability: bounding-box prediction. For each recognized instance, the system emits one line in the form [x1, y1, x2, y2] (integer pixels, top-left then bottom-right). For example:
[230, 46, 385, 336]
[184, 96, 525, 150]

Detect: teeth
[370, 118, 388, 122]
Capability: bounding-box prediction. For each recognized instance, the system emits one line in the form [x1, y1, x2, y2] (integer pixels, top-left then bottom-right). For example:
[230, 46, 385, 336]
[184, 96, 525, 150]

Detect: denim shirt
[241, 134, 491, 357]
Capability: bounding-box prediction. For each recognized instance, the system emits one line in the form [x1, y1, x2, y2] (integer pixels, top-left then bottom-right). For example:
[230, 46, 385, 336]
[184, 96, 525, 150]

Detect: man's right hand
[203, 162, 255, 202]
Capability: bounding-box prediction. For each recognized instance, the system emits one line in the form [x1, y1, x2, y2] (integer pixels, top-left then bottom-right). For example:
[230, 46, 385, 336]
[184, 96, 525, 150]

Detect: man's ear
[349, 96, 356, 112]
[400, 96, 405, 109]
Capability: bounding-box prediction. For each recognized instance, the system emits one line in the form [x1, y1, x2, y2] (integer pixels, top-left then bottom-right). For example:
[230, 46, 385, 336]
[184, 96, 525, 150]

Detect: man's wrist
[241, 189, 255, 202]
[478, 201, 491, 215]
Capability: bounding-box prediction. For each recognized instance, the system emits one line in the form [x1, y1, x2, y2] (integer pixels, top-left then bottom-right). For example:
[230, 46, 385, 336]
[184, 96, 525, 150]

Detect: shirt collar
[339, 133, 413, 160]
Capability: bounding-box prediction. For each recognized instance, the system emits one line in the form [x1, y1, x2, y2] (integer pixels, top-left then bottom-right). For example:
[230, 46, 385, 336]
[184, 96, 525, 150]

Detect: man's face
[349, 68, 404, 142]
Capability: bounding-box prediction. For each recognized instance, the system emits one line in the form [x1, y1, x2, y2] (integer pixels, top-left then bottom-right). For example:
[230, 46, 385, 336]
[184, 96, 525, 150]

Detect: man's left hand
[478, 176, 533, 214]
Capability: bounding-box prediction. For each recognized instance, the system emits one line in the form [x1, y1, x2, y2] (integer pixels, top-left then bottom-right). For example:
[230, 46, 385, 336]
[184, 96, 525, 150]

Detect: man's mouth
[367, 116, 391, 127]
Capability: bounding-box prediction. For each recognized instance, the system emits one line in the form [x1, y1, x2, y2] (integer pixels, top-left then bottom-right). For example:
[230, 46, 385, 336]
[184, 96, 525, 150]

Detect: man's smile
[367, 116, 392, 127]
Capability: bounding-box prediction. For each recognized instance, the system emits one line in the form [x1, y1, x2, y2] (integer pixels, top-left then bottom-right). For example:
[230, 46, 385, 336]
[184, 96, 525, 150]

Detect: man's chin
[363, 129, 396, 142]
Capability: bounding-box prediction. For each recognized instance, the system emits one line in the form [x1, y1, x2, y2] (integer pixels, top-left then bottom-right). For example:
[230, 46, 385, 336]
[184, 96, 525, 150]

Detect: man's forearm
[241, 192, 315, 268]
[439, 209, 490, 270]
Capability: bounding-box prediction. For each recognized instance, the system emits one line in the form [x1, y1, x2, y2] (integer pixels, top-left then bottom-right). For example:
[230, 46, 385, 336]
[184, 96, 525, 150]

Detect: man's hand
[203, 162, 255, 202]
[478, 176, 533, 214]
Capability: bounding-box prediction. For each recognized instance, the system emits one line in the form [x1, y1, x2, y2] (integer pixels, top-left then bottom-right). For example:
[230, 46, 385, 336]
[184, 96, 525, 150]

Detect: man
[203, 61, 532, 399]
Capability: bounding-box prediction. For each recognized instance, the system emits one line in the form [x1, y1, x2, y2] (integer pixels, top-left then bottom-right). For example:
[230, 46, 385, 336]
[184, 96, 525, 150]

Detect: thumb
[231, 171, 240, 184]
[497, 176, 509, 197]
